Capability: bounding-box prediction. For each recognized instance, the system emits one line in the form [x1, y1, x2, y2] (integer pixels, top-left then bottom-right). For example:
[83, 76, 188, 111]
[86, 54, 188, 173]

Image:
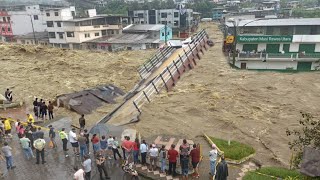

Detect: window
[102, 30, 106, 36]
[174, 21, 179, 26]
[85, 33, 90, 38]
[34, 15, 38, 20]
[66, 32, 74, 37]
[138, 13, 144, 18]
[46, 12, 50, 17]
[162, 32, 165, 36]
[7, 27, 11, 32]
[95, 32, 99, 36]
[161, 13, 167, 18]
[47, 21, 54, 27]
[57, 21, 62, 27]
[28, 7, 30, 9]
[168, 21, 171, 24]
[71, 11, 75, 17]
[54, 11, 59, 16]
[161, 21, 166, 25]
[7, 17, 10, 22]
[3, 17, 6, 22]
[57, 32, 64, 39]
[48, 32, 56, 38]
[111, 30, 114, 34]
[1, 27, 5, 32]
[174, 12, 179, 17]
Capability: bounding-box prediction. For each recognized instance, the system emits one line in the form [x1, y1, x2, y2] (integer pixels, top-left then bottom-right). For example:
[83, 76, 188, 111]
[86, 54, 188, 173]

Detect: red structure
[0, 10, 13, 41]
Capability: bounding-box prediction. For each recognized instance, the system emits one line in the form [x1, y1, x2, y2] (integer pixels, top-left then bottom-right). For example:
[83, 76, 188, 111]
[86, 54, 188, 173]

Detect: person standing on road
[48, 101, 54, 120]
[209, 144, 218, 177]
[48, 125, 57, 148]
[69, 128, 80, 156]
[41, 102, 48, 120]
[159, 145, 167, 174]
[133, 138, 140, 164]
[79, 115, 85, 129]
[190, 143, 201, 178]
[91, 134, 100, 154]
[33, 135, 46, 164]
[33, 98, 39, 118]
[215, 155, 228, 180]
[167, 144, 178, 177]
[112, 136, 122, 160]
[148, 144, 159, 172]
[140, 140, 148, 165]
[74, 166, 85, 180]
[27, 113, 35, 124]
[84, 129, 90, 154]
[180, 139, 190, 180]
[20, 134, 34, 160]
[96, 150, 111, 180]
[59, 128, 69, 157]
[83, 155, 92, 180]
[78, 132, 87, 160]
[100, 136, 107, 153]
[1, 142, 16, 170]
[106, 135, 114, 160]
[121, 136, 128, 160]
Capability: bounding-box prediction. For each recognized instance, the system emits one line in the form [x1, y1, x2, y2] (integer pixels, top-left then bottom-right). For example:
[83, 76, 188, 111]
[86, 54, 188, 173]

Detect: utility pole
[29, 15, 36, 44]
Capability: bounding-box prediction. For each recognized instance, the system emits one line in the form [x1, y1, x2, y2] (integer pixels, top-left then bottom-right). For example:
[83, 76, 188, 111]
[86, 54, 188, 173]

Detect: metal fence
[132, 29, 208, 113]
[138, 46, 176, 79]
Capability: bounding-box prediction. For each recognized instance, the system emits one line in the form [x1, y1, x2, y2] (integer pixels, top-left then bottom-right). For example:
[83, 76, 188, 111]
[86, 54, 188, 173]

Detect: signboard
[237, 36, 293, 43]
[226, 35, 234, 44]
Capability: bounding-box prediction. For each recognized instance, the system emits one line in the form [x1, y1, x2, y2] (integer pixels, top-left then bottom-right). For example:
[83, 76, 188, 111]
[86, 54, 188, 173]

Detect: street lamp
[227, 18, 238, 67]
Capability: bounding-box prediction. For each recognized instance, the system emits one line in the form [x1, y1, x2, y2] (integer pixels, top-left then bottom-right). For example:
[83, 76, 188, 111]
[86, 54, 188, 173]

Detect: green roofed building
[225, 18, 320, 71]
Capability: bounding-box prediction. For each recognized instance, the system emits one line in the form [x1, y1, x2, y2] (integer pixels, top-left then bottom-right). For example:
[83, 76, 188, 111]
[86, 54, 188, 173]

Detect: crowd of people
[32, 98, 54, 120]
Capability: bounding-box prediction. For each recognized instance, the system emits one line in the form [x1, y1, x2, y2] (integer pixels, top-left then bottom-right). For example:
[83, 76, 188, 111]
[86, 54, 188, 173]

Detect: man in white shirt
[149, 144, 159, 171]
[69, 128, 79, 156]
[140, 140, 148, 165]
[74, 166, 85, 180]
[83, 155, 92, 180]
[209, 144, 218, 177]
[107, 135, 114, 160]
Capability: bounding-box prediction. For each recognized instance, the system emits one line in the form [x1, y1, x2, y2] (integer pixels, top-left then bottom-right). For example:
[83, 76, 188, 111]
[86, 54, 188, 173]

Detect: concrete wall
[235, 61, 297, 70]
[16, 38, 49, 45]
[315, 43, 320, 52]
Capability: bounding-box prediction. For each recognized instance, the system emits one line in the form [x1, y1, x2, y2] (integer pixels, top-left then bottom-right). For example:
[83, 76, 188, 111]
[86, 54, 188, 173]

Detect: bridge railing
[132, 30, 208, 113]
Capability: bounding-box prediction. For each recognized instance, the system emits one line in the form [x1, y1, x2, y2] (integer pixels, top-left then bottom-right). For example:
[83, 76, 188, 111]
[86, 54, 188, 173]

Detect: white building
[128, 9, 194, 31]
[0, 4, 67, 36]
[45, 8, 129, 49]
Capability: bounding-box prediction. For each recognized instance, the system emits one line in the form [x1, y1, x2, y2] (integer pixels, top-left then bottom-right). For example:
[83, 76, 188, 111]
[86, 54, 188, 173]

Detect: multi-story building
[128, 9, 194, 34]
[0, 4, 67, 42]
[44, 8, 129, 49]
[225, 18, 320, 71]
[0, 10, 13, 41]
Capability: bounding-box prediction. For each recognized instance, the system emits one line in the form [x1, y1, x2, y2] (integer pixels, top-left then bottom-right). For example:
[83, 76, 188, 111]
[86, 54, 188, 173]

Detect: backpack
[34, 139, 45, 150]
[180, 144, 190, 158]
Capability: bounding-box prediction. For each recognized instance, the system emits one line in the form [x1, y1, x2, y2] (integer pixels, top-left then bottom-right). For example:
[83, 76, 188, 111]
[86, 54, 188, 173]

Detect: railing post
[143, 91, 150, 102]
[160, 73, 168, 91]
[167, 66, 175, 81]
[138, 70, 143, 79]
[151, 81, 159, 94]
[143, 64, 149, 72]
[179, 54, 187, 69]
[133, 101, 141, 113]
[173, 60, 181, 75]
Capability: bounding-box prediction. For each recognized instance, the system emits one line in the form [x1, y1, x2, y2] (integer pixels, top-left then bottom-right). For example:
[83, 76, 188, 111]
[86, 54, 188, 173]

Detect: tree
[286, 112, 320, 168]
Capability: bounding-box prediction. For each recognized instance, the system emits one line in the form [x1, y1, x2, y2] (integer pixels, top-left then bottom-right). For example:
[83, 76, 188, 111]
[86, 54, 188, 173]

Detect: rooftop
[63, 15, 129, 22]
[86, 33, 161, 44]
[15, 32, 48, 40]
[123, 24, 165, 32]
[226, 18, 320, 27]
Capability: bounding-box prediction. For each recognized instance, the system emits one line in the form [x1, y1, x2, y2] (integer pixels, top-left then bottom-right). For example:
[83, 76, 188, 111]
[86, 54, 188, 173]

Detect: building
[44, 8, 130, 49]
[85, 24, 172, 51]
[0, 10, 13, 41]
[128, 9, 194, 35]
[225, 18, 320, 70]
[15, 31, 49, 45]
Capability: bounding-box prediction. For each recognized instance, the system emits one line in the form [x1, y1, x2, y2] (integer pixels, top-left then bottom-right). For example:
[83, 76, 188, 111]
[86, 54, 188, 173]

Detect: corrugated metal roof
[226, 18, 320, 27]
[123, 24, 165, 32]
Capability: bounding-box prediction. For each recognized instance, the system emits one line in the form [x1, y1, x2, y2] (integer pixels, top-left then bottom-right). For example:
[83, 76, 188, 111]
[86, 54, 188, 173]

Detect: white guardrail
[132, 30, 208, 113]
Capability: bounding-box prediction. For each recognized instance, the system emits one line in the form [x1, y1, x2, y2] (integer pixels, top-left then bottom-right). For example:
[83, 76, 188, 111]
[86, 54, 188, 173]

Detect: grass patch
[209, 137, 255, 160]
[243, 167, 320, 180]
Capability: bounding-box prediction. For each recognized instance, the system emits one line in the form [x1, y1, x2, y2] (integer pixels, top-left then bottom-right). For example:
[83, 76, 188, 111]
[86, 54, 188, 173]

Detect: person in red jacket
[167, 144, 179, 177]
[190, 143, 201, 178]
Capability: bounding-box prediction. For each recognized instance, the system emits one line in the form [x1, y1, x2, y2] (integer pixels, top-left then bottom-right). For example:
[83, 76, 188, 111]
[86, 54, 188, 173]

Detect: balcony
[64, 24, 121, 32]
[229, 52, 320, 62]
